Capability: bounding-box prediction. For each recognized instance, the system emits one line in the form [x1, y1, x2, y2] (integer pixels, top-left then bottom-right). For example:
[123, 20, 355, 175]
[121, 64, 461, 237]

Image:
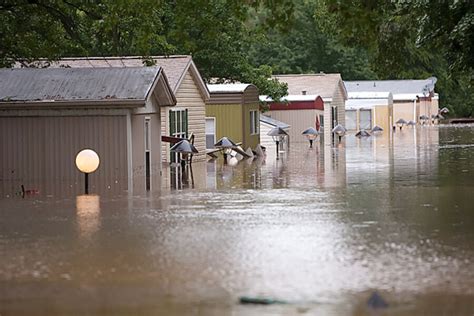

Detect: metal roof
[260, 115, 291, 129]
[260, 94, 321, 102]
[16, 56, 210, 100]
[273, 73, 347, 100]
[348, 91, 392, 99]
[0, 67, 162, 102]
[344, 79, 436, 97]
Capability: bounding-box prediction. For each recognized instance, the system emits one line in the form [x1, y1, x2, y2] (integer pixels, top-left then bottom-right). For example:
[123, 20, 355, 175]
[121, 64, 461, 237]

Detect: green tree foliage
[0, 0, 290, 100]
[326, 0, 474, 117]
[1, 0, 472, 114]
[248, 0, 376, 80]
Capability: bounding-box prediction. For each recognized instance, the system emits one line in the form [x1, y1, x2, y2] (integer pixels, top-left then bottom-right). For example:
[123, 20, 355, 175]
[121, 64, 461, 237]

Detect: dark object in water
[367, 291, 388, 309]
[239, 296, 286, 305]
[355, 130, 371, 137]
[450, 118, 474, 124]
[371, 125, 383, 133]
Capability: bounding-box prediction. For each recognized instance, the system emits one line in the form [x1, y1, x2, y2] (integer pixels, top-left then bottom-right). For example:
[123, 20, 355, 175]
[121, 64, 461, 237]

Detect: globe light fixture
[268, 127, 288, 159]
[214, 137, 238, 164]
[396, 118, 407, 130]
[75, 149, 100, 194]
[301, 127, 319, 148]
[331, 124, 346, 142]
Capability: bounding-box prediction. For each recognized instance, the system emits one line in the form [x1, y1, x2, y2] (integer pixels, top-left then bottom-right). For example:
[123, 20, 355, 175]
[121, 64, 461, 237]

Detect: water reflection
[76, 195, 101, 239]
[1, 126, 474, 315]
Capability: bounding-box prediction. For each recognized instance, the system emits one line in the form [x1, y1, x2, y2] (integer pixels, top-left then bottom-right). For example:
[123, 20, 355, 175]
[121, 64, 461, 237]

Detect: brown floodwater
[1, 125, 474, 315]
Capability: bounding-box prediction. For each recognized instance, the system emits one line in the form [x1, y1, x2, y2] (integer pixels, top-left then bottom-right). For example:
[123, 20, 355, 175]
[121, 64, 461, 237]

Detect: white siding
[265, 109, 323, 143]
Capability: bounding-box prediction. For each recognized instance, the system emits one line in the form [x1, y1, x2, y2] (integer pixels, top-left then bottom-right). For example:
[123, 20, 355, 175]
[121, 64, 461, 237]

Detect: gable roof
[19, 55, 210, 101]
[0, 67, 175, 107]
[345, 79, 436, 100]
[273, 73, 347, 100]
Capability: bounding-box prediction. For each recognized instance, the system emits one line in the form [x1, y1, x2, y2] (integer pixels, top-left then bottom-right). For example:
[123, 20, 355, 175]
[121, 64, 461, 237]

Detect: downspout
[126, 112, 133, 193]
[413, 98, 417, 122]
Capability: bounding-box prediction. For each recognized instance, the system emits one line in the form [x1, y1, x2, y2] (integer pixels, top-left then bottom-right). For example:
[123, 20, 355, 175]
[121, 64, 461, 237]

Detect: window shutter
[169, 110, 175, 136]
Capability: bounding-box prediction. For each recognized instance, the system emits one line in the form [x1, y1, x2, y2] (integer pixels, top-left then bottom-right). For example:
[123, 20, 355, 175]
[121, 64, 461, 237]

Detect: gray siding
[0, 115, 128, 196]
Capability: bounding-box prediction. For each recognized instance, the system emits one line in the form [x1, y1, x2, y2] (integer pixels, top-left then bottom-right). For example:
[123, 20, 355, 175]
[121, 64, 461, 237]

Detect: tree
[325, 0, 474, 117]
[248, 0, 376, 80]
[0, 0, 291, 100]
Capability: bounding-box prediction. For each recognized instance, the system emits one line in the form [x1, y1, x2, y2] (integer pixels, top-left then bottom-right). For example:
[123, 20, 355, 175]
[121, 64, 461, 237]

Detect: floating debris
[239, 296, 287, 305]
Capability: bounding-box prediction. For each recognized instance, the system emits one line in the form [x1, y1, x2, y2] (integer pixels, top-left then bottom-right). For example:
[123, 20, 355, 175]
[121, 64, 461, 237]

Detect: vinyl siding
[131, 113, 162, 192]
[206, 104, 243, 145]
[161, 71, 207, 163]
[323, 82, 346, 145]
[394, 101, 417, 123]
[243, 103, 260, 150]
[265, 109, 323, 142]
[373, 105, 393, 132]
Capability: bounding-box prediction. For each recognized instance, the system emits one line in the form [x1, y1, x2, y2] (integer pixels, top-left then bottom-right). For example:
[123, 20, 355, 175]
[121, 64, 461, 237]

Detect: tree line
[1, 0, 472, 116]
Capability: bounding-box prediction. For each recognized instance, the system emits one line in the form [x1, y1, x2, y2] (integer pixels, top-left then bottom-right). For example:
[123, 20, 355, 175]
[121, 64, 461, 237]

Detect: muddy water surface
[1, 125, 474, 315]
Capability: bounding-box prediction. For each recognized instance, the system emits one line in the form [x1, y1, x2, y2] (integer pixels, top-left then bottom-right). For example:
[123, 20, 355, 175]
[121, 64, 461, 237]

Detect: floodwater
[1, 125, 474, 315]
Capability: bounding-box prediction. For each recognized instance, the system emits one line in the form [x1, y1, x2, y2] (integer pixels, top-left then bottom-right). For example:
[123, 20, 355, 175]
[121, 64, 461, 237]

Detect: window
[359, 109, 372, 130]
[250, 110, 259, 135]
[332, 106, 338, 129]
[205, 117, 216, 149]
[170, 109, 188, 138]
[345, 110, 357, 130]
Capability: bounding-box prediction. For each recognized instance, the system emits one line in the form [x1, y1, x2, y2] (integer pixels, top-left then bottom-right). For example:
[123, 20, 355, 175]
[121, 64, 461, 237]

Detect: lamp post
[302, 127, 319, 148]
[75, 149, 100, 194]
[170, 140, 198, 188]
[170, 139, 198, 168]
[396, 118, 407, 130]
[331, 124, 346, 142]
[268, 127, 288, 159]
[214, 137, 238, 164]
[419, 114, 429, 125]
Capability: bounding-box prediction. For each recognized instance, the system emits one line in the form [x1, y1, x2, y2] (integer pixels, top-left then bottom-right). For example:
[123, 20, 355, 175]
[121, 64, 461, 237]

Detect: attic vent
[302, 90, 307, 95]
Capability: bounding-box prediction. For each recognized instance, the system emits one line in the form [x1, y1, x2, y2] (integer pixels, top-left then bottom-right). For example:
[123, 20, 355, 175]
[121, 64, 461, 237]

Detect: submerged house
[273, 73, 347, 144]
[24, 56, 210, 163]
[0, 67, 175, 196]
[260, 94, 324, 142]
[206, 84, 260, 152]
[345, 78, 438, 124]
[345, 92, 394, 132]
